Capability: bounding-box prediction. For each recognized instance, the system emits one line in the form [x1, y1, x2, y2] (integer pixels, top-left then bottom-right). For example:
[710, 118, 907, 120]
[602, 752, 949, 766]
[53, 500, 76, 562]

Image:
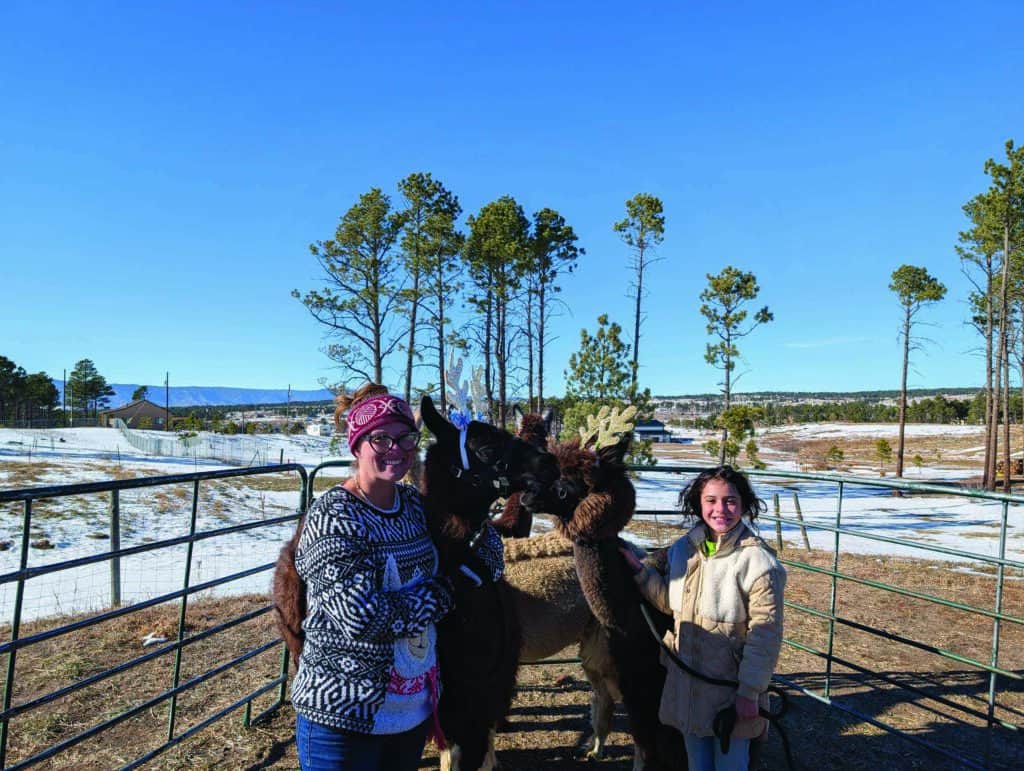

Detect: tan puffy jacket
[634, 522, 786, 738]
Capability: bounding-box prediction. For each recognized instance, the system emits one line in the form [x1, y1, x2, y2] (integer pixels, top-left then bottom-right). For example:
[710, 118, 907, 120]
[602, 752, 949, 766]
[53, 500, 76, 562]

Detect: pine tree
[294, 188, 408, 386]
[614, 193, 664, 396]
[889, 265, 946, 477]
[700, 266, 773, 464]
[527, 208, 582, 412]
[464, 196, 530, 425]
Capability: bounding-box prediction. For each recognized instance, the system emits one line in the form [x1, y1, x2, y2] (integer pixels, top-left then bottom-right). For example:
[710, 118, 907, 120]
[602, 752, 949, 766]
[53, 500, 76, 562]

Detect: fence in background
[0, 462, 1020, 768]
[0, 463, 312, 769]
[113, 418, 313, 466]
[638, 465, 1022, 770]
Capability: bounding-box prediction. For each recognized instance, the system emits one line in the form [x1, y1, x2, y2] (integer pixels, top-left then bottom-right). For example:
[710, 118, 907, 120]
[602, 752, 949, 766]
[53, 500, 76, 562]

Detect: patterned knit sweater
[291, 483, 455, 734]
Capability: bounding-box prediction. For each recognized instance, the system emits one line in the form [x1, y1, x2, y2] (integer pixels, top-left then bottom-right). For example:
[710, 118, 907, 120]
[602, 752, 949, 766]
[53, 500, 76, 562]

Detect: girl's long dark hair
[678, 465, 767, 522]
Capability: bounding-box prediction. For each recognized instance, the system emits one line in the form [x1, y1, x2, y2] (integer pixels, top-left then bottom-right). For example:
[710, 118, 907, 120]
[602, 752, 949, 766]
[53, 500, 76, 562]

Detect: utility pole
[165, 372, 170, 431]
[62, 368, 67, 427]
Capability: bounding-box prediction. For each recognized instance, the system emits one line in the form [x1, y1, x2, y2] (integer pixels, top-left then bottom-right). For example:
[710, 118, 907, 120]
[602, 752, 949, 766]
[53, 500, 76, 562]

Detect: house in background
[99, 399, 170, 429]
[305, 421, 333, 437]
[634, 418, 672, 443]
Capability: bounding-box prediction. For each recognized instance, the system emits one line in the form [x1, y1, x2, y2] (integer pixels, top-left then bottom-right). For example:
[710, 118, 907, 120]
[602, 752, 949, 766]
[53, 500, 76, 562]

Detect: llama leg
[582, 672, 615, 760]
[631, 742, 646, 771]
[579, 624, 616, 760]
[439, 743, 460, 771]
[480, 728, 498, 771]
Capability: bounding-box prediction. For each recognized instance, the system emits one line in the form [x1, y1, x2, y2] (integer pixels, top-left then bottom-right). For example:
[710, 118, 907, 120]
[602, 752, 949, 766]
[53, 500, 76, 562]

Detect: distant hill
[53, 382, 335, 408]
[652, 387, 981, 403]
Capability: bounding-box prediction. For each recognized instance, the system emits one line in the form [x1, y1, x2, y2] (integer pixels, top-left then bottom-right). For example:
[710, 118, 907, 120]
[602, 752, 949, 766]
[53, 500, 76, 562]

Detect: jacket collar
[685, 520, 753, 557]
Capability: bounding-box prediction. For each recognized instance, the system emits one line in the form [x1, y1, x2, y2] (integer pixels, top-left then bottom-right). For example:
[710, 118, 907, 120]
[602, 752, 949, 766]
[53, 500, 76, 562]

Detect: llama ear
[541, 407, 554, 436]
[597, 433, 631, 467]
[420, 395, 455, 441]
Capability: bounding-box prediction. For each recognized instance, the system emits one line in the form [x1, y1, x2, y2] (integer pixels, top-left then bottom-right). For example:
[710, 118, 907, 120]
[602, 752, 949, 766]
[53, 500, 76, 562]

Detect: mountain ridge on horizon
[53, 381, 335, 409]
[51, 380, 983, 410]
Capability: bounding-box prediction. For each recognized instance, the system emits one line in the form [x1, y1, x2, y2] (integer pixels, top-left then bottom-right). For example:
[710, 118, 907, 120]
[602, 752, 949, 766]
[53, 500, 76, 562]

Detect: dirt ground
[3, 542, 1020, 770]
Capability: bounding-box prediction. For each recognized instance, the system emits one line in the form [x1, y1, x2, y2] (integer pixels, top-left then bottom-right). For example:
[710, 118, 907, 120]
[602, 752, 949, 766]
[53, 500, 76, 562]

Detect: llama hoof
[578, 733, 604, 761]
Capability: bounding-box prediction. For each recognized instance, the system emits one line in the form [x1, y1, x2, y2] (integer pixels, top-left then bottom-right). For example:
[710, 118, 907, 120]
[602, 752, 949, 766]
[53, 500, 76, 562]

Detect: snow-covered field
[1, 424, 1021, 622]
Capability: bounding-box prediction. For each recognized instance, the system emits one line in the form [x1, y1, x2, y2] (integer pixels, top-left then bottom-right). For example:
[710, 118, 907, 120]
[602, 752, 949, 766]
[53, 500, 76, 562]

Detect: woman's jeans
[684, 734, 751, 771]
[296, 714, 429, 770]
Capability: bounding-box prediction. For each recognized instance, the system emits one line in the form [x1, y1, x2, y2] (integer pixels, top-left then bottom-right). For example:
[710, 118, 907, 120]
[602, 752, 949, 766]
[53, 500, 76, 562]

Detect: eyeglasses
[366, 431, 421, 454]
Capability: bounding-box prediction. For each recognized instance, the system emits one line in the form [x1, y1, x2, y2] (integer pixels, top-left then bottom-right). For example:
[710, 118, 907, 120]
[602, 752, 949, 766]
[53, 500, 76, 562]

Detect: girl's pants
[296, 714, 429, 770]
[684, 734, 751, 771]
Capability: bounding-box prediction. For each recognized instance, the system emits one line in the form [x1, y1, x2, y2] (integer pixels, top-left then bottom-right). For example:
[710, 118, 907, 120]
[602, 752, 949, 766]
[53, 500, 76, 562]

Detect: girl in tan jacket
[621, 465, 786, 771]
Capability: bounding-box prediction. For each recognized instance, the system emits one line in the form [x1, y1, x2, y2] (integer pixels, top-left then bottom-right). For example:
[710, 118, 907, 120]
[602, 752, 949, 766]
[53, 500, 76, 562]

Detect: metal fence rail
[0, 462, 1020, 768]
[639, 464, 1023, 770]
[0, 463, 309, 769]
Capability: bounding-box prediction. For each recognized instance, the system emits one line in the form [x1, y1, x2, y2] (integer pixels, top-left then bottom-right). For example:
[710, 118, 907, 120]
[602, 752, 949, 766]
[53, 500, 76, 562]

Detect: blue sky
[3, 1, 1022, 396]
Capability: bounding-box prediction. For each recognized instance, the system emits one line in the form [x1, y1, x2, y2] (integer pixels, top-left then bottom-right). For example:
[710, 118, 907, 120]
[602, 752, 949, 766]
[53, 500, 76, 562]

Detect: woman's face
[699, 478, 742, 536]
[353, 420, 418, 484]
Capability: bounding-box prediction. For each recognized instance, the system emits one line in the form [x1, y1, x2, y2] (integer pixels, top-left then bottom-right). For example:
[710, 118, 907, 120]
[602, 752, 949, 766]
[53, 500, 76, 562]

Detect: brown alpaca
[491, 406, 553, 538]
[272, 520, 305, 666]
[539, 435, 685, 771]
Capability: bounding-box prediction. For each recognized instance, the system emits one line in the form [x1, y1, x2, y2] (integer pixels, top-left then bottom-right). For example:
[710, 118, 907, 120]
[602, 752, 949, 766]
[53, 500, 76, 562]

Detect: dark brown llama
[491, 405, 554, 538]
[540, 435, 685, 771]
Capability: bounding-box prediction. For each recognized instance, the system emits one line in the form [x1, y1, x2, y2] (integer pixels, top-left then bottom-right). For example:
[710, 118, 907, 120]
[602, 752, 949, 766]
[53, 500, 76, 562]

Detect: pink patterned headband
[347, 394, 417, 451]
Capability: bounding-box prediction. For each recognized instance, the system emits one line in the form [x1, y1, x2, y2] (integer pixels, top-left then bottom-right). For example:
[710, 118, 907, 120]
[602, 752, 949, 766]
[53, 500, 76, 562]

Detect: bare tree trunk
[537, 283, 546, 413]
[497, 298, 508, 428]
[483, 293, 493, 421]
[436, 271, 447, 414]
[1004, 343, 1012, 493]
[719, 336, 731, 465]
[631, 247, 645, 396]
[984, 287, 995, 487]
[403, 273, 421, 404]
[896, 308, 910, 477]
[1003, 223, 1014, 493]
[526, 287, 535, 413]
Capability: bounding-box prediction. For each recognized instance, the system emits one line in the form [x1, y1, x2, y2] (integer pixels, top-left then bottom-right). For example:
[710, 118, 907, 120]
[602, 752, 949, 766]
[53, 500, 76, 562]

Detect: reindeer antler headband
[445, 351, 492, 470]
[578, 404, 638, 450]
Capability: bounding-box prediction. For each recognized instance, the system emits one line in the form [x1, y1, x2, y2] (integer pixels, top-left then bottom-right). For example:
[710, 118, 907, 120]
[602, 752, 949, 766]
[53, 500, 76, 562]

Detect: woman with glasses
[291, 383, 455, 770]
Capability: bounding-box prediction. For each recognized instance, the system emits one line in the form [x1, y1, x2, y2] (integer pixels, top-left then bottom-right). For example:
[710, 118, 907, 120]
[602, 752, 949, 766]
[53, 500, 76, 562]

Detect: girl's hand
[618, 547, 643, 574]
[736, 695, 759, 720]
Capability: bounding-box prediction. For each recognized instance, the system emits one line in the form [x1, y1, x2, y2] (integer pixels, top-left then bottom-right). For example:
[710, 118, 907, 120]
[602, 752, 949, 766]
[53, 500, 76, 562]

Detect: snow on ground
[0, 424, 1020, 623]
[769, 422, 987, 439]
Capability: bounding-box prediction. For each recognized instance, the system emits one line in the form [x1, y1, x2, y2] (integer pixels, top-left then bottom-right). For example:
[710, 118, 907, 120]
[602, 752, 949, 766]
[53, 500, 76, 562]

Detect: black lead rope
[639, 604, 795, 770]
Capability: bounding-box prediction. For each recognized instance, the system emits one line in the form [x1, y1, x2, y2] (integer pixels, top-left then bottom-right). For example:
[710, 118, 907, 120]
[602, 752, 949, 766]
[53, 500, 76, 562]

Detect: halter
[446, 415, 513, 497]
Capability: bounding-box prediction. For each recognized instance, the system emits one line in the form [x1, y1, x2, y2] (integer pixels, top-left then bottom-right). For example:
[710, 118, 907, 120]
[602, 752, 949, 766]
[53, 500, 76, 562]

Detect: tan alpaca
[500, 530, 620, 760]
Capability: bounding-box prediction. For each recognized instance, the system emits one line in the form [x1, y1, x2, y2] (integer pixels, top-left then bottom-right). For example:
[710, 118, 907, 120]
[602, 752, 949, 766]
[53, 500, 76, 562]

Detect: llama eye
[476, 446, 497, 463]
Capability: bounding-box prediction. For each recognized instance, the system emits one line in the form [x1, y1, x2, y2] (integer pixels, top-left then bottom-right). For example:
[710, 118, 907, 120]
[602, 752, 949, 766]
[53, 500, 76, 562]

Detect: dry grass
[1, 551, 1019, 770]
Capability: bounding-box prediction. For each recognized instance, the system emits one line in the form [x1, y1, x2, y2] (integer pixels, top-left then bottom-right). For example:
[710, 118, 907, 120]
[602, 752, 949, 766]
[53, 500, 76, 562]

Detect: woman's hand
[736, 695, 759, 720]
[618, 546, 644, 574]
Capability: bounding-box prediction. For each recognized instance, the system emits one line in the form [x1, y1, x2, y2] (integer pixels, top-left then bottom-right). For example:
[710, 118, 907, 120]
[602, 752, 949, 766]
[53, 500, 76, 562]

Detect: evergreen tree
[565, 314, 631, 401]
[0, 356, 26, 424]
[399, 174, 464, 412]
[23, 373, 59, 423]
[614, 193, 664, 395]
[66, 359, 115, 418]
[563, 315, 655, 464]
[464, 196, 530, 425]
[889, 265, 946, 477]
[527, 208, 582, 412]
[700, 266, 773, 463]
[294, 188, 408, 386]
[131, 385, 149, 401]
[957, 140, 1024, 489]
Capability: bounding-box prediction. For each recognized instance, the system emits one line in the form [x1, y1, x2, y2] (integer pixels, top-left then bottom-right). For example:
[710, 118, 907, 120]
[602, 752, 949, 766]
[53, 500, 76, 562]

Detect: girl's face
[353, 420, 418, 484]
[700, 478, 742, 536]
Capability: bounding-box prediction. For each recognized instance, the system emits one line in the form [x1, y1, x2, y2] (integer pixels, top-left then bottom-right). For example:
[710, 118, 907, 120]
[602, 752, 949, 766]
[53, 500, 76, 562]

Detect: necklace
[354, 477, 400, 513]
